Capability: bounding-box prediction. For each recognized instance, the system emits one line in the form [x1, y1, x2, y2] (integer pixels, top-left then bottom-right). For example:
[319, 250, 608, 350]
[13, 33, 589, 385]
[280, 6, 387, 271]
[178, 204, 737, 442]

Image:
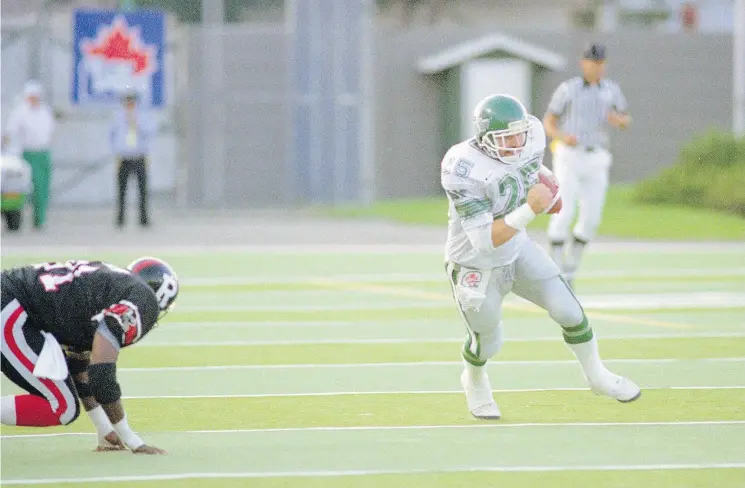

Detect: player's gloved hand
[95, 430, 127, 451]
[132, 444, 167, 455]
[527, 184, 553, 214]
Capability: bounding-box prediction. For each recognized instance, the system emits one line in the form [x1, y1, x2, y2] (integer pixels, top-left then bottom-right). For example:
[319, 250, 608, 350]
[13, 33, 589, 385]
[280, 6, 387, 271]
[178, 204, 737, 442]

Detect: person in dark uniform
[0, 257, 178, 454]
[109, 88, 157, 228]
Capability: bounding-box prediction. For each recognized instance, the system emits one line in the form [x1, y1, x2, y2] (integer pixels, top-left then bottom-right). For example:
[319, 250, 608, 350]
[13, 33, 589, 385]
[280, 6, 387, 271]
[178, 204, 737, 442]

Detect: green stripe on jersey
[455, 198, 491, 219]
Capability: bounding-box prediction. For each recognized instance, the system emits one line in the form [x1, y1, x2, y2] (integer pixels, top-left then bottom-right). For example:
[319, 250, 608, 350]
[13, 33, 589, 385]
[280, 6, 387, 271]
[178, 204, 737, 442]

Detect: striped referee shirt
[545, 77, 628, 149]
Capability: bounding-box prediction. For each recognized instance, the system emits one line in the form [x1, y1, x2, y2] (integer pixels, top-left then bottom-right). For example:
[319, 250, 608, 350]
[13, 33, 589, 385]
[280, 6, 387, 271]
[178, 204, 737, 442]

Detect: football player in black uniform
[1, 257, 178, 454]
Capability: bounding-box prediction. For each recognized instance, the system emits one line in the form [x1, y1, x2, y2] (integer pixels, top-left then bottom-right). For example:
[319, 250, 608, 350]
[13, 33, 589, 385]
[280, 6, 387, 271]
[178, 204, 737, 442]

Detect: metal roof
[417, 33, 567, 74]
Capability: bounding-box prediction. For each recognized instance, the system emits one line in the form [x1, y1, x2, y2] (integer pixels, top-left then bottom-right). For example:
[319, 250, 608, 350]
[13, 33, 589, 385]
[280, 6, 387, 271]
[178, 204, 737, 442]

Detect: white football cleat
[589, 373, 641, 403]
[461, 369, 501, 419]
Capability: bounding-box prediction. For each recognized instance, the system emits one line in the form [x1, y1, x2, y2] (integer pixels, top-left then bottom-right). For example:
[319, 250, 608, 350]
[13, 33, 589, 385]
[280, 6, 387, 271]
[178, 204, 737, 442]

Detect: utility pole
[201, 0, 227, 206]
[734, 0, 745, 136]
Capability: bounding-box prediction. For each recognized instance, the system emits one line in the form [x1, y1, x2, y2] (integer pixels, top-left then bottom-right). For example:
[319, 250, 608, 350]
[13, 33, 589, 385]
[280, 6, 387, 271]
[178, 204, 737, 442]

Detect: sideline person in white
[3, 81, 56, 230]
[543, 43, 631, 288]
[441, 93, 640, 420]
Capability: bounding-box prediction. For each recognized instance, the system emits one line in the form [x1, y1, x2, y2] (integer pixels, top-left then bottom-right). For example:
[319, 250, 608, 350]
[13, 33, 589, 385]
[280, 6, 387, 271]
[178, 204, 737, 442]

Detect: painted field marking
[96, 385, 745, 400]
[119, 357, 745, 372]
[4, 463, 745, 485]
[5, 420, 745, 439]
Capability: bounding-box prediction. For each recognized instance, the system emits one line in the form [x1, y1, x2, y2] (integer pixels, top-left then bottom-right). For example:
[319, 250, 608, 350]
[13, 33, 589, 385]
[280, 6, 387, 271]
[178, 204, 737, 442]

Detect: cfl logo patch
[155, 273, 178, 309]
[461, 271, 482, 288]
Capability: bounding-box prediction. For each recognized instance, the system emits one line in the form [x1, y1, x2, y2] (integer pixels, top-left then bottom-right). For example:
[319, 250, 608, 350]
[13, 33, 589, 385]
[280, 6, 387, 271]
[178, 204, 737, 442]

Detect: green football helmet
[473, 94, 533, 164]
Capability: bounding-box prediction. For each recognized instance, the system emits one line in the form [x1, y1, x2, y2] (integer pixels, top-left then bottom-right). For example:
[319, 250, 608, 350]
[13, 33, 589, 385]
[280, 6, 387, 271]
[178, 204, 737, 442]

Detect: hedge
[633, 131, 745, 216]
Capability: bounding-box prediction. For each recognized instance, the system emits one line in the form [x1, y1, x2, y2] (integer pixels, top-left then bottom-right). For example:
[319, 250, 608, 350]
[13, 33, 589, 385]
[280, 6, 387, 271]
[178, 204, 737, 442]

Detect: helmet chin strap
[476, 141, 502, 161]
[497, 150, 522, 164]
[479, 128, 530, 164]
[477, 138, 524, 164]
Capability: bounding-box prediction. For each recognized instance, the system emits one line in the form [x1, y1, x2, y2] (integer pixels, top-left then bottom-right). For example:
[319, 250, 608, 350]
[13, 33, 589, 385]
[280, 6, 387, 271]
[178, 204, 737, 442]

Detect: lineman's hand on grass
[95, 431, 127, 451]
[133, 444, 167, 455]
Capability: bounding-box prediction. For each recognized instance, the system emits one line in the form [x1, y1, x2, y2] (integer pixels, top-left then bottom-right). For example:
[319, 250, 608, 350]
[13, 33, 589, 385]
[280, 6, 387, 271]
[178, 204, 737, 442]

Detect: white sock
[567, 336, 609, 383]
[567, 238, 587, 275]
[550, 241, 565, 267]
[1, 396, 17, 425]
[464, 360, 487, 382]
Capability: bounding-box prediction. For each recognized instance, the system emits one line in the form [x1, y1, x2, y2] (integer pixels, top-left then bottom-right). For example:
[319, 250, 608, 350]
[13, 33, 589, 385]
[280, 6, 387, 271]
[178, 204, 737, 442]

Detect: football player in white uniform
[441, 94, 640, 419]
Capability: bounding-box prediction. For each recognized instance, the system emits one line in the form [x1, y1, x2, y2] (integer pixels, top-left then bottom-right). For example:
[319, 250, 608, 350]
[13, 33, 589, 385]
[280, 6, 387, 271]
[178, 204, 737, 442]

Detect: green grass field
[1, 246, 745, 487]
[324, 185, 745, 240]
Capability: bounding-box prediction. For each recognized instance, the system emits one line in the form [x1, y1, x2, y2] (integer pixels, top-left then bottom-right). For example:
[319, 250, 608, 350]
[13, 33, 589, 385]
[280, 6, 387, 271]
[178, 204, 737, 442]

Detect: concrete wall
[4, 13, 732, 206]
[182, 25, 288, 207]
[374, 25, 732, 198]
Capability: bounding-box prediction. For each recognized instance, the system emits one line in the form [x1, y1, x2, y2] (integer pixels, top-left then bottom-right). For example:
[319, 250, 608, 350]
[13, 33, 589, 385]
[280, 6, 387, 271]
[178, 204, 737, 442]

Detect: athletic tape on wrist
[114, 415, 145, 450]
[504, 203, 536, 231]
[88, 405, 113, 434]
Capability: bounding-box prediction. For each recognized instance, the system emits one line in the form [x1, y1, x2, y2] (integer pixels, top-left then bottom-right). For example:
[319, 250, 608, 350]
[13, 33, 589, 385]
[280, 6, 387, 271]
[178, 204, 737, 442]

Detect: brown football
[538, 173, 562, 214]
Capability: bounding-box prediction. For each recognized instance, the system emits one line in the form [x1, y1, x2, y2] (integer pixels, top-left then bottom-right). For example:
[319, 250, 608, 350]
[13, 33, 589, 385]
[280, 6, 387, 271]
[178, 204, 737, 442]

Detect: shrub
[634, 131, 745, 216]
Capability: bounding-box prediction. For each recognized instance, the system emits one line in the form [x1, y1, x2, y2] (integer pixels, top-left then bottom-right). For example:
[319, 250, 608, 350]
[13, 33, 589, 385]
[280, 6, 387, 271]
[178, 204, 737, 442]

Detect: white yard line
[165, 322, 745, 334]
[4, 420, 745, 439]
[181, 268, 745, 286]
[109, 385, 745, 399]
[138, 338, 463, 346]
[159, 326, 745, 342]
[184, 274, 447, 285]
[174, 304, 444, 311]
[120, 357, 745, 372]
[4, 463, 745, 484]
[577, 293, 745, 310]
[138, 333, 745, 346]
[171, 292, 745, 312]
[5, 241, 745, 256]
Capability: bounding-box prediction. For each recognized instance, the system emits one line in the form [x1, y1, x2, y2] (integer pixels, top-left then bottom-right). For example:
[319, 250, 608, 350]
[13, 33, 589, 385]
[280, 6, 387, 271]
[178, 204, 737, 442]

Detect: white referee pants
[547, 143, 612, 242]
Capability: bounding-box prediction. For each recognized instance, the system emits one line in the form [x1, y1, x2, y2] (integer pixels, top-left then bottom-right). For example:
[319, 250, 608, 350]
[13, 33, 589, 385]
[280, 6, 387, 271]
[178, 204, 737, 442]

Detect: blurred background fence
[1, 0, 742, 207]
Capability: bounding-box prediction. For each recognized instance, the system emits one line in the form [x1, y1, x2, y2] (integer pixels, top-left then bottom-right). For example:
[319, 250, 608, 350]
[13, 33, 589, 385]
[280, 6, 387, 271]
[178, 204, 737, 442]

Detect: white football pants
[447, 238, 586, 364]
[547, 143, 612, 242]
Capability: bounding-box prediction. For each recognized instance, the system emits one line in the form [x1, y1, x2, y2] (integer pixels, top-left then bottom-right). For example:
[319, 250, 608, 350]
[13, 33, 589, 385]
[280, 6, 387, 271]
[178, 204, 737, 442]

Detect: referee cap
[582, 43, 606, 61]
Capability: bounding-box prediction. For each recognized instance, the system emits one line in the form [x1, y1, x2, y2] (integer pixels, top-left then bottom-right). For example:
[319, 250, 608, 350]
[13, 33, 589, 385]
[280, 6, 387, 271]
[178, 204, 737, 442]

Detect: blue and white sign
[72, 9, 165, 106]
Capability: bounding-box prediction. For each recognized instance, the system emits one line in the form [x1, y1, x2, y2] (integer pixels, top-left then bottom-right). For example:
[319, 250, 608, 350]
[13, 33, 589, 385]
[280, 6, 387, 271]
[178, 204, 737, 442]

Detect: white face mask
[478, 118, 532, 164]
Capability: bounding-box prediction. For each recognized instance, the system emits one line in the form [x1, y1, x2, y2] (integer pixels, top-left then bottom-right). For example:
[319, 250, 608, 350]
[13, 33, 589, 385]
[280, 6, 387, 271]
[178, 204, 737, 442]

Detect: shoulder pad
[528, 116, 547, 155]
[442, 142, 497, 187]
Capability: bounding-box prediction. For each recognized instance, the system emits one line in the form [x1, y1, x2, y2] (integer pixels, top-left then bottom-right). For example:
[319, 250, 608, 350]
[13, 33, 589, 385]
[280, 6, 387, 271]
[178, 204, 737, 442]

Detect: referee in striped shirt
[543, 43, 631, 288]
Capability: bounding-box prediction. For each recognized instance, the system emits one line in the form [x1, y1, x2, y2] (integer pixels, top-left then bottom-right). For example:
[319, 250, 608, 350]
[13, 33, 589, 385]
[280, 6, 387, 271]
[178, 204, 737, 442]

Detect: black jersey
[1, 260, 159, 350]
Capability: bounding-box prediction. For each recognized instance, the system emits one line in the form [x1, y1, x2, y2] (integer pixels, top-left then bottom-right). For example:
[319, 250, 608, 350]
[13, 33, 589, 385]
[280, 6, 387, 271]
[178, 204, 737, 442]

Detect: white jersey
[5, 101, 55, 153]
[442, 117, 546, 270]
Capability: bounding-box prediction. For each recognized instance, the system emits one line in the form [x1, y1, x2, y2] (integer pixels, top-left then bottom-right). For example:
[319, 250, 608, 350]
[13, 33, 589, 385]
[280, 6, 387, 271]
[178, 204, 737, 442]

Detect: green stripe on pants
[23, 150, 51, 227]
[462, 330, 486, 366]
[446, 261, 486, 366]
[562, 314, 594, 344]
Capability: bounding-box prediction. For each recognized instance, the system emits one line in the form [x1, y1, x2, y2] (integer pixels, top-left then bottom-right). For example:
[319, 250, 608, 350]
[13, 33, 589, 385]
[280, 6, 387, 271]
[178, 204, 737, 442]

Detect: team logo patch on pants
[461, 271, 482, 288]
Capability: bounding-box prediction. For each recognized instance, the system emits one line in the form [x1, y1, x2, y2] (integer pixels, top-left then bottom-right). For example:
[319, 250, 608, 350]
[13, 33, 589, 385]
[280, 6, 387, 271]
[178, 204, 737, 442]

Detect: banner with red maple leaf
[72, 9, 165, 107]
